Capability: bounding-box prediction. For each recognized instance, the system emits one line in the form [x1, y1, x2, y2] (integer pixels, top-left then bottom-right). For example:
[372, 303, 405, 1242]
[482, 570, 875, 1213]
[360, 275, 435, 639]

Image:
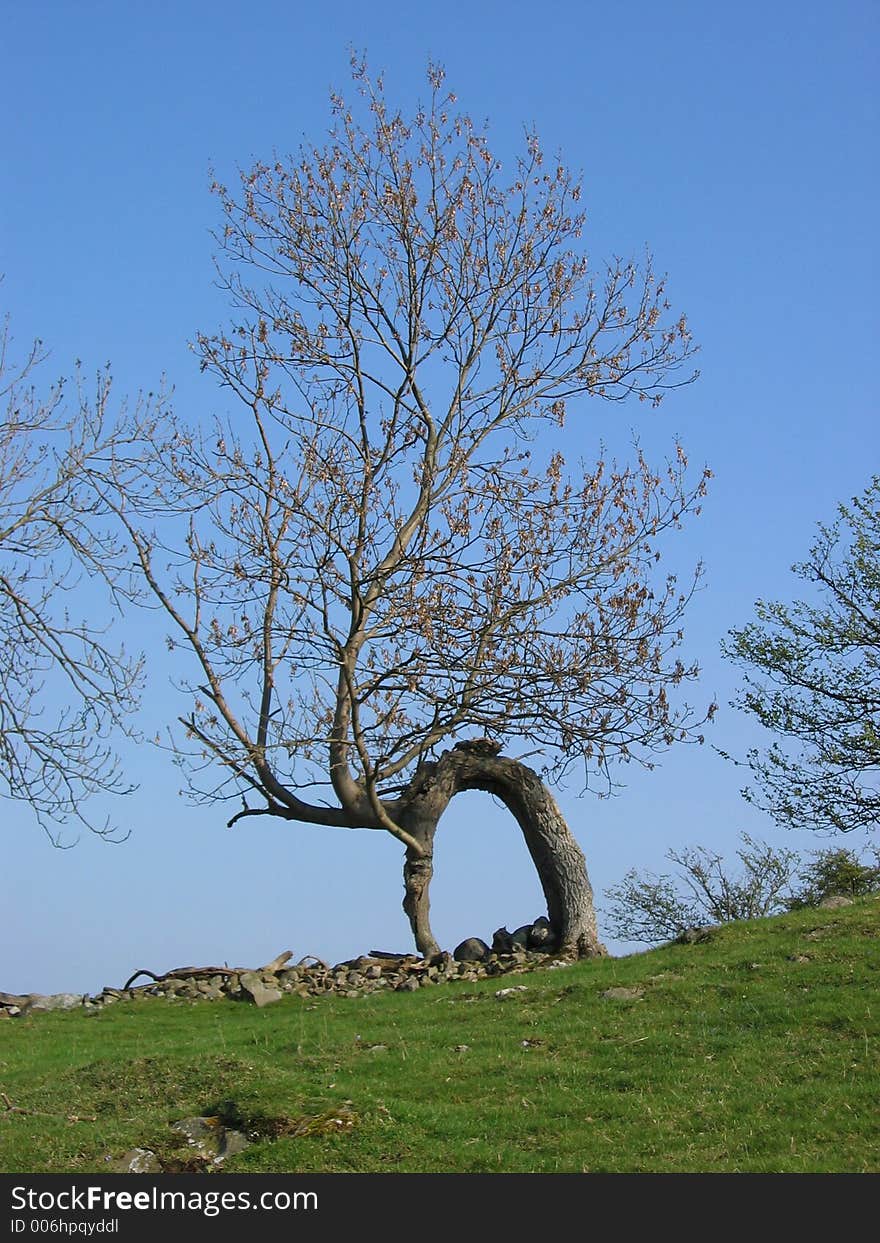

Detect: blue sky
[2, 1, 878, 994]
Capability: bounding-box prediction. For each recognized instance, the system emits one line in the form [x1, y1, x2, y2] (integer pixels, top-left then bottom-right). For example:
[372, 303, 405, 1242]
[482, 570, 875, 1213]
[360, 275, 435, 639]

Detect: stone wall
[0, 920, 571, 1017]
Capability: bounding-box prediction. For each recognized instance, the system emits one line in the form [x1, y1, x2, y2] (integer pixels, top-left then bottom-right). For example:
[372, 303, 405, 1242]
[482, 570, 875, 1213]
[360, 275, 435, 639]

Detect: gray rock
[171, 1116, 250, 1164]
[0, 991, 29, 1007]
[674, 925, 717, 945]
[216, 1128, 251, 1162]
[25, 993, 84, 1013]
[453, 937, 490, 963]
[492, 927, 514, 954]
[171, 1116, 223, 1157]
[108, 1148, 162, 1174]
[818, 894, 854, 909]
[345, 956, 376, 972]
[528, 917, 555, 949]
[239, 971, 283, 1007]
[601, 986, 645, 1001]
[510, 925, 533, 948]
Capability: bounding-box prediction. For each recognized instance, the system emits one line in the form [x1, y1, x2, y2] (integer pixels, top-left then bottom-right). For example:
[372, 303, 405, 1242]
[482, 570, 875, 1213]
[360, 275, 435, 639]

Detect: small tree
[722, 477, 880, 835]
[788, 846, 880, 909]
[603, 834, 800, 943]
[102, 61, 712, 956]
[0, 316, 148, 841]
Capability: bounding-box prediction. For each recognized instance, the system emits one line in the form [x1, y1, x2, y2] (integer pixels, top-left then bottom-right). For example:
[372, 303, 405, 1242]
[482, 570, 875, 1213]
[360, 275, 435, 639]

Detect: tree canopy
[96, 60, 713, 954]
[723, 476, 880, 835]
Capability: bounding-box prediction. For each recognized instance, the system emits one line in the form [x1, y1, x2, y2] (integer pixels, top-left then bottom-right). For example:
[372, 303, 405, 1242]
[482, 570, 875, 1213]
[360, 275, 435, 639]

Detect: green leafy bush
[604, 837, 880, 943]
[787, 847, 880, 909]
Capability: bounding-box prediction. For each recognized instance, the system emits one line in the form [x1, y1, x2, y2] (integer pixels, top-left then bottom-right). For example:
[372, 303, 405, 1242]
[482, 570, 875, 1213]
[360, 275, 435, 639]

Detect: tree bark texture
[402, 850, 441, 959]
[396, 744, 606, 960]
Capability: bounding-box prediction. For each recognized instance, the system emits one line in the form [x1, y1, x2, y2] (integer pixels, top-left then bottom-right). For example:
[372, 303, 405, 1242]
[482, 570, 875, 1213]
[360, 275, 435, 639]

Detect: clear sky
[2, 1, 877, 994]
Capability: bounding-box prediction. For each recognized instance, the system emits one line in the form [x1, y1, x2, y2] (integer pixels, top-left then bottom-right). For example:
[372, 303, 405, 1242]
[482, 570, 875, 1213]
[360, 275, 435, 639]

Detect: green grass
[2, 899, 878, 1173]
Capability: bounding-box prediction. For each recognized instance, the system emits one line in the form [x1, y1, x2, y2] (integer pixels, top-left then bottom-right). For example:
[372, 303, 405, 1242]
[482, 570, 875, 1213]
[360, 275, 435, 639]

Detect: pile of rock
[0, 918, 571, 1018]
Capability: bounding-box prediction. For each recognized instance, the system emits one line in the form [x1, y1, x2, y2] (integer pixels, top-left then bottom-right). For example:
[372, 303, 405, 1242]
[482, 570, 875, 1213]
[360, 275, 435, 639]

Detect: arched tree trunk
[396, 742, 606, 960]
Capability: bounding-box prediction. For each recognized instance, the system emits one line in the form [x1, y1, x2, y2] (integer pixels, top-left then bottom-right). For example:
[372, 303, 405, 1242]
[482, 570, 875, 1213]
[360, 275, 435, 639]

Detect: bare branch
[105, 61, 710, 853]
[0, 313, 152, 840]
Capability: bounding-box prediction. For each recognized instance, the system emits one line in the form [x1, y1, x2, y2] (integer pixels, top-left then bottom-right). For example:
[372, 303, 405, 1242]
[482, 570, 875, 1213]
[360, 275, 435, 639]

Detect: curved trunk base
[397, 746, 606, 960]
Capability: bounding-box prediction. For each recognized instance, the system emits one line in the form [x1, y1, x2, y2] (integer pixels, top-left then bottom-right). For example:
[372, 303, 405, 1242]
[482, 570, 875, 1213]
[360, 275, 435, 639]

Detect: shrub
[603, 837, 880, 944]
[787, 847, 880, 909]
[602, 834, 800, 944]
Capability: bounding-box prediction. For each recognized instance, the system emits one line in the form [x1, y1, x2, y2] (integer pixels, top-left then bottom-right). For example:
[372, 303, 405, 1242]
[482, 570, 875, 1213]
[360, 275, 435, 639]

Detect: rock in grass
[673, 926, 717, 945]
[171, 1116, 251, 1163]
[238, 972, 283, 1007]
[107, 1148, 162, 1174]
[24, 993, 84, 1013]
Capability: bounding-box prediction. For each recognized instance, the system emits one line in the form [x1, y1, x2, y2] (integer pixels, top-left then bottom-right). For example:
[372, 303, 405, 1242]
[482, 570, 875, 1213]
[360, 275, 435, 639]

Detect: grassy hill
[1, 898, 877, 1173]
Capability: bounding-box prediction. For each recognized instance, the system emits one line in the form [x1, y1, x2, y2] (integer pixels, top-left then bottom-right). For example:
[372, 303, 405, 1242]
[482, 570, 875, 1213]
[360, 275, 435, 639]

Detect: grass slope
[1, 899, 877, 1173]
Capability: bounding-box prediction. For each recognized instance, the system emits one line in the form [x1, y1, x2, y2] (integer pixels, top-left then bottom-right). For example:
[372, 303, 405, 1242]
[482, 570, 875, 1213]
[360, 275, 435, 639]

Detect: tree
[603, 836, 880, 944]
[787, 845, 880, 909]
[0, 315, 148, 841]
[722, 477, 880, 835]
[602, 834, 801, 943]
[101, 60, 712, 957]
